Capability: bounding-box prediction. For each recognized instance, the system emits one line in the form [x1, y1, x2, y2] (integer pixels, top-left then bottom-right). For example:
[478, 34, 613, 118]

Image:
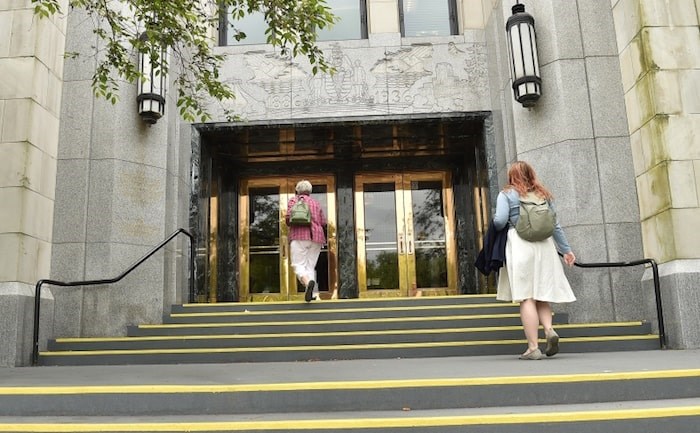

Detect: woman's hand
[563, 252, 576, 267]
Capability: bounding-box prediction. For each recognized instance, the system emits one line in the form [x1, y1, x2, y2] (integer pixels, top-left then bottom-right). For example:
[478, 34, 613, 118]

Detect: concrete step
[1, 400, 699, 432]
[47, 322, 653, 351]
[38, 295, 660, 366]
[169, 295, 503, 313]
[38, 335, 659, 366]
[128, 312, 548, 335]
[3, 367, 699, 416]
[10, 351, 700, 432]
[162, 303, 521, 324]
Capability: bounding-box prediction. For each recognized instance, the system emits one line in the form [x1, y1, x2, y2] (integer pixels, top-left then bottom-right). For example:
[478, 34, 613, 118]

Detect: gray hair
[295, 180, 312, 195]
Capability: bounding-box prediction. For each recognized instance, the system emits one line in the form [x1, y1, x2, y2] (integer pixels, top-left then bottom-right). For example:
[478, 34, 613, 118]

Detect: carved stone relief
[216, 40, 490, 121]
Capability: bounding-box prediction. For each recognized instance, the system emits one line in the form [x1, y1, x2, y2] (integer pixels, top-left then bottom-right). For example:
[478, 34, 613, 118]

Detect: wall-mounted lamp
[136, 33, 166, 124]
[506, 2, 541, 107]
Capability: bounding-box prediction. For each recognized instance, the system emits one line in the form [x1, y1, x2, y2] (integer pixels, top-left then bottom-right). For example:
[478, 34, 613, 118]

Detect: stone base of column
[643, 259, 700, 349]
[0, 282, 54, 367]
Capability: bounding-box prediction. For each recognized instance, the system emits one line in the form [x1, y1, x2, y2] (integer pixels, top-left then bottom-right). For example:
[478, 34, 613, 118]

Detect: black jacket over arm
[474, 221, 507, 276]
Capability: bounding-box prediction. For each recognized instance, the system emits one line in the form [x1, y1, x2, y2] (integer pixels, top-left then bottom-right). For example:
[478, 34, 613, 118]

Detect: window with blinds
[222, 1, 367, 46]
[318, 0, 367, 41]
[399, 0, 458, 37]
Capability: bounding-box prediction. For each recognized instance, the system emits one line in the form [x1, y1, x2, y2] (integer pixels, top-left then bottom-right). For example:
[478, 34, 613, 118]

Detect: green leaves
[32, 0, 336, 122]
[32, 0, 61, 18]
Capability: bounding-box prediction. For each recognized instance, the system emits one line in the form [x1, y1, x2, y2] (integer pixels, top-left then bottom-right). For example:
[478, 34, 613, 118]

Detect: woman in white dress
[493, 161, 576, 360]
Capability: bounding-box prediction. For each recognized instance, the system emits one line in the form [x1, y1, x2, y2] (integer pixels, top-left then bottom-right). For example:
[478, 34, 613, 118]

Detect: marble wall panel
[557, 224, 616, 323]
[52, 159, 89, 244]
[644, 260, 700, 348]
[522, 139, 604, 227]
[57, 80, 94, 160]
[85, 159, 167, 246]
[596, 136, 640, 224]
[61, 8, 98, 83]
[578, 0, 621, 56]
[512, 60, 593, 154]
[336, 171, 357, 299]
[91, 94, 169, 170]
[80, 242, 165, 337]
[0, 282, 54, 366]
[531, 0, 584, 66]
[605, 222, 650, 321]
[586, 56, 630, 137]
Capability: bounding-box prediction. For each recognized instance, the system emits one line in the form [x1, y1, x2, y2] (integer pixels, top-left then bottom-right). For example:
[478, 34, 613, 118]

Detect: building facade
[1, 0, 698, 366]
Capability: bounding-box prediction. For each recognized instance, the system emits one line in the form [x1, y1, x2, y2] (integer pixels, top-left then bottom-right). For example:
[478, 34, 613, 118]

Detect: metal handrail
[32, 228, 195, 366]
[562, 255, 665, 349]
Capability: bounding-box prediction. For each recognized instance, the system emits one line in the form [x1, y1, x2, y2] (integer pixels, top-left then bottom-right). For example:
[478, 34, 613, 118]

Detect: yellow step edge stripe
[2, 368, 700, 395]
[39, 335, 658, 357]
[181, 294, 497, 308]
[138, 313, 521, 328]
[1, 405, 699, 431]
[171, 303, 514, 318]
[55, 322, 647, 343]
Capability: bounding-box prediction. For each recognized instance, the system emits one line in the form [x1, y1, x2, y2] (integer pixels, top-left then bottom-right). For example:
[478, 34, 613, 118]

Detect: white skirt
[497, 228, 576, 303]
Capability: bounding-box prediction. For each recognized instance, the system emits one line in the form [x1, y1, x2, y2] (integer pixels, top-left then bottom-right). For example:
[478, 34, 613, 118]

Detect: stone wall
[0, 0, 66, 366]
[485, 0, 651, 325]
[49, 7, 190, 342]
[613, 0, 700, 348]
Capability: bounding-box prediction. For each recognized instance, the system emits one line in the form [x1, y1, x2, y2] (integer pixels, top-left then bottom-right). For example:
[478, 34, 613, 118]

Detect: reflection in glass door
[355, 172, 456, 297]
[239, 176, 336, 302]
[245, 185, 282, 297]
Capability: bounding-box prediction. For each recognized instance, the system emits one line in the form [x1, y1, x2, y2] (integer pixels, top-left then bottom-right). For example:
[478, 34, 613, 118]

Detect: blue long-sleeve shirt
[493, 189, 572, 254]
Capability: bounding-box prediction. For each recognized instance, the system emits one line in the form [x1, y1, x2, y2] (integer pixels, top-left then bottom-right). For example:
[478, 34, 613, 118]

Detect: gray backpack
[515, 192, 556, 242]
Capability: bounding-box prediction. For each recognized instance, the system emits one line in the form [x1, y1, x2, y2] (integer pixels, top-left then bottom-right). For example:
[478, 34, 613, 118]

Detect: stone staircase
[38, 294, 659, 365]
[4, 295, 698, 432]
[3, 352, 700, 432]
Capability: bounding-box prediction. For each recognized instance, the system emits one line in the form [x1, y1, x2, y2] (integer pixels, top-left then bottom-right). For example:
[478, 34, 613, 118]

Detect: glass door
[355, 171, 457, 297]
[239, 176, 337, 301]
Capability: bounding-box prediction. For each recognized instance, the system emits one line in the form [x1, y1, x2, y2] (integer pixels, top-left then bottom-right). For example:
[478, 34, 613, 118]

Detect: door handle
[281, 238, 288, 259]
[407, 233, 414, 255]
[398, 233, 405, 254]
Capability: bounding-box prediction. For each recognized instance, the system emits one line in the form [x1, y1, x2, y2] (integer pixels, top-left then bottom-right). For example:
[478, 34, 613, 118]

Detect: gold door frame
[355, 173, 405, 297]
[239, 175, 337, 302]
[355, 171, 457, 298]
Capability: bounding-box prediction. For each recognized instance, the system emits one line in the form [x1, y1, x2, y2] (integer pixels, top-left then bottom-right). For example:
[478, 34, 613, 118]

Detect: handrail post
[189, 232, 196, 304]
[560, 253, 667, 350]
[31, 280, 44, 366]
[649, 259, 666, 349]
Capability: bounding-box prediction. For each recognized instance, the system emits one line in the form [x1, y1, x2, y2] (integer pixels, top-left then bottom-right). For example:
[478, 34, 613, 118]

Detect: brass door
[355, 171, 457, 297]
[239, 176, 337, 301]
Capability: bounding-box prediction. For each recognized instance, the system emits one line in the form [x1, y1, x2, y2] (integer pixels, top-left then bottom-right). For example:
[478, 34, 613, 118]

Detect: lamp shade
[137, 33, 167, 124]
[506, 3, 541, 107]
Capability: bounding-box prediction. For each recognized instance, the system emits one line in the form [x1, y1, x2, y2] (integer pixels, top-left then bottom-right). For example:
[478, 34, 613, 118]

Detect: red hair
[505, 161, 553, 200]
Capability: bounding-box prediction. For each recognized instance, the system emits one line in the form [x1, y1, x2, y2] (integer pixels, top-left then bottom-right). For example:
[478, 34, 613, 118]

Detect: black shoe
[305, 280, 315, 302]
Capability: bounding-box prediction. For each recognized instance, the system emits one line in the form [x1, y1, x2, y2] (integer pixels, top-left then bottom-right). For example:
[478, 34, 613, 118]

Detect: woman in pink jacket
[286, 180, 327, 302]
